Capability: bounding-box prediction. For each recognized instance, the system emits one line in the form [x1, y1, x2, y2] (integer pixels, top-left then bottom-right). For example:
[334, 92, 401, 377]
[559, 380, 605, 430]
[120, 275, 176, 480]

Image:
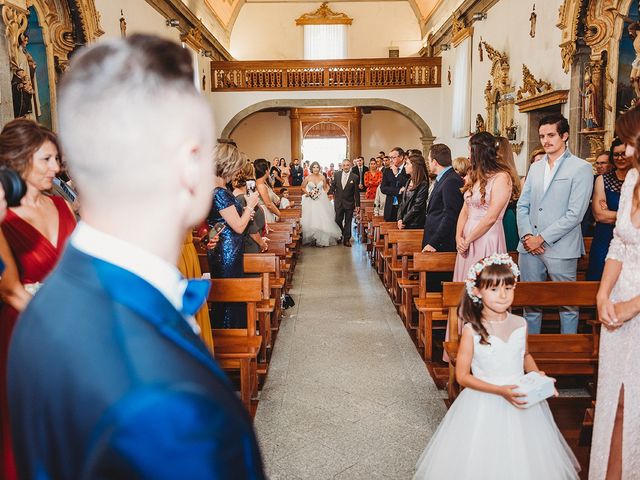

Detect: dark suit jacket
[397, 179, 429, 229]
[352, 165, 369, 189]
[8, 246, 265, 480]
[380, 165, 409, 221]
[290, 165, 304, 186]
[422, 167, 464, 251]
[330, 170, 360, 211]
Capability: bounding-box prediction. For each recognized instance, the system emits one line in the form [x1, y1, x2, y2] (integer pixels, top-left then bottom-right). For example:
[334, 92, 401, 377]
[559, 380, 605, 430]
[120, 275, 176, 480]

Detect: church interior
[0, 0, 638, 479]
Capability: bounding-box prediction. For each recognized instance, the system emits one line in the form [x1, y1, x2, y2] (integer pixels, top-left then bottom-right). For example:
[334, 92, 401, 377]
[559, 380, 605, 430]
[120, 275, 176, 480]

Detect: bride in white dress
[301, 162, 342, 246]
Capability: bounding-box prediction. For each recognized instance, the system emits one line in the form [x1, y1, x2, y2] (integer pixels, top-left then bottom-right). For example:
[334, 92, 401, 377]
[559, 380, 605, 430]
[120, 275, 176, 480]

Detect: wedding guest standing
[0, 120, 76, 480]
[352, 156, 368, 192]
[233, 162, 268, 254]
[397, 153, 429, 230]
[589, 104, 640, 480]
[517, 114, 593, 334]
[452, 156, 470, 183]
[255, 158, 281, 223]
[380, 147, 409, 221]
[364, 158, 382, 200]
[208, 143, 260, 328]
[453, 132, 512, 282]
[422, 144, 464, 253]
[496, 137, 522, 251]
[587, 139, 632, 280]
[7, 35, 264, 480]
[279, 158, 290, 186]
[290, 158, 304, 186]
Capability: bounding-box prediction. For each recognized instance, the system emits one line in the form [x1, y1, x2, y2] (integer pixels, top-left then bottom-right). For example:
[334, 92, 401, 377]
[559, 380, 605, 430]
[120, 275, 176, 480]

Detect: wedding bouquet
[308, 186, 321, 200]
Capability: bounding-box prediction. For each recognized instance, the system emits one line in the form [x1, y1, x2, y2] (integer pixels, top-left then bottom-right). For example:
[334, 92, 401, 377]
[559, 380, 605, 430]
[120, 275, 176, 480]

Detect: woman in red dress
[364, 158, 383, 200]
[0, 119, 76, 480]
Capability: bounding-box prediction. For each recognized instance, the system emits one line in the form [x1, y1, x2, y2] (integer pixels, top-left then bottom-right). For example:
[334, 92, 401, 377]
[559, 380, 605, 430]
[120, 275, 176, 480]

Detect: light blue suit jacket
[516, 149, 593, 259]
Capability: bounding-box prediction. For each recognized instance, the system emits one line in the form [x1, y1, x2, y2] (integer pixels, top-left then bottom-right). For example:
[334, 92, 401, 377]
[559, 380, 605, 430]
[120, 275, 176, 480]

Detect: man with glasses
[380, 147, 409, 221]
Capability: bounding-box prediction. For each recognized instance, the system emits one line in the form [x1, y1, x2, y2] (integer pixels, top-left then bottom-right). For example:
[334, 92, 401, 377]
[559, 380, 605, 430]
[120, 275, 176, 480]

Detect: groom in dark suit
[330, 158, 360, 247]
[8, 35, 265, 480]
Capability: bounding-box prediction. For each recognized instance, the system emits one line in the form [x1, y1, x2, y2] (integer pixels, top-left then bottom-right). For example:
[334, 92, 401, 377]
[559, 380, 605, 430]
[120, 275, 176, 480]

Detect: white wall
[95, 0, 181, 42]
[231, 2, 422, 60]
[433, 0, 569, 173]
[207, 87, 440, 143]
[361, 110, 423, 158]
[230, 111, 291, 160]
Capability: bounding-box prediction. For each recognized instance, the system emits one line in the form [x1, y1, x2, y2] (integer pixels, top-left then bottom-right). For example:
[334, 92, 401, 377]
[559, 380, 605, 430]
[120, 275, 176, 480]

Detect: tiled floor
[254, 242, 446, 479]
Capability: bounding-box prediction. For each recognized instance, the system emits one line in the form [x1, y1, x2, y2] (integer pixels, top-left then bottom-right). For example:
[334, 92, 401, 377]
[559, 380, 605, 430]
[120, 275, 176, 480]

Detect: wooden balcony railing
[210, 57, 441, 91]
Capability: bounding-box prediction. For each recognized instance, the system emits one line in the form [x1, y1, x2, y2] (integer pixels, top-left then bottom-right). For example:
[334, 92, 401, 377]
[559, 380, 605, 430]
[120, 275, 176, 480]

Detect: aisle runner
[254, 243, 446, 480]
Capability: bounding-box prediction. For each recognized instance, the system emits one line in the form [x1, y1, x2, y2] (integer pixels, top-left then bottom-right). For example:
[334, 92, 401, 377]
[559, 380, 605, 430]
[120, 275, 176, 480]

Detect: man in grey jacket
[517, 113, 593, 334]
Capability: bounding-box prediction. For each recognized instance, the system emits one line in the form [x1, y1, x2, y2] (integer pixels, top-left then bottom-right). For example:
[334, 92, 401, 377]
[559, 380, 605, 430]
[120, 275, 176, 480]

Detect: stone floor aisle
[254, 242, 447, 480]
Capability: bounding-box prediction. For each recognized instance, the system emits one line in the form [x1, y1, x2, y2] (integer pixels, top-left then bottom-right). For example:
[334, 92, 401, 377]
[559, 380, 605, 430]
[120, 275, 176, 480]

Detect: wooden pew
[442, 281, 600, 401]
[368, 216, 386, 265]
[376, 222, 398, 276]
[209, 277, 263, 411]
[383, 229, 423, 305]
[396, 239, 424, 329]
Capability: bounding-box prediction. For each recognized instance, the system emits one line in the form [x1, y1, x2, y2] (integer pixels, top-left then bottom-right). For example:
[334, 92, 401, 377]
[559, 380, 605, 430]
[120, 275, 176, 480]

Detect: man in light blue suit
[8, 35, 265, 479]
[517, 113, 594, 334]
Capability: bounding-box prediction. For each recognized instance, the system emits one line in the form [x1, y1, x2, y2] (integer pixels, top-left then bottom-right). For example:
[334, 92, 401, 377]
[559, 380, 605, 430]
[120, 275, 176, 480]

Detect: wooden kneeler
[209, 277, 263, 412]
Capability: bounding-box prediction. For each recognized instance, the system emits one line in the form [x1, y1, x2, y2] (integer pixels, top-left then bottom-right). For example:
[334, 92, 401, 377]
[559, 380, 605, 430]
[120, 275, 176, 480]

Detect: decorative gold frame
[295, 2, 353, 26]
[483, 41, 514, 137]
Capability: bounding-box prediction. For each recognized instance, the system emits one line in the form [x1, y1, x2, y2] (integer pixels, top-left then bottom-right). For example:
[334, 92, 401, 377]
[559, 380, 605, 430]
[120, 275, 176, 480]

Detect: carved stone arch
[221, 98, 434, 143]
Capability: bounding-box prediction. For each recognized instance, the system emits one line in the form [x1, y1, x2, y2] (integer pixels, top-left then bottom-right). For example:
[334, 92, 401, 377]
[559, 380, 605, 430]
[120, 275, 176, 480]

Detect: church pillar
[420, 135, 436, 157]
[348, 107, 362, 159]
[290, 108, 301, 161]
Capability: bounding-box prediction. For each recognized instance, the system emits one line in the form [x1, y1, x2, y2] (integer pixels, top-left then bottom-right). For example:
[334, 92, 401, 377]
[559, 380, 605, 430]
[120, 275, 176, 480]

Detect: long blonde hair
[495, 136, 521, 201]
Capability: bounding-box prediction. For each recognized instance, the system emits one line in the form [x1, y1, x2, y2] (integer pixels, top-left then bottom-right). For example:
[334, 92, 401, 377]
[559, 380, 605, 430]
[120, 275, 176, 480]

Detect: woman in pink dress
[453, 132, 512, 281]
[0, 120, 77, 480]
[589, 105, 640, 480]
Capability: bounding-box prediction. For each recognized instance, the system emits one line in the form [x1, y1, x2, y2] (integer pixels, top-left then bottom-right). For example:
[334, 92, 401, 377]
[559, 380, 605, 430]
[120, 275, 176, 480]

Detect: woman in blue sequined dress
[207, 143, 260, 328]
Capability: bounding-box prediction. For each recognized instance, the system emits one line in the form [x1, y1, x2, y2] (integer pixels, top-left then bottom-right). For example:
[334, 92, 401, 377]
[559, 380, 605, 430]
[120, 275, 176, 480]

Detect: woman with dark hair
[254, 158, 281, 223]
[0, 119, 77, 480]
[587, 138, 632, 280]
[208, 144, 260, 329]
[279, 158, 290, 186]
[590, 106, 640, 480]
[397, 154, 429, 229]
[495, 137, 522, 251]
[453, 131, 512, 282]
[364, 158, 382, 200]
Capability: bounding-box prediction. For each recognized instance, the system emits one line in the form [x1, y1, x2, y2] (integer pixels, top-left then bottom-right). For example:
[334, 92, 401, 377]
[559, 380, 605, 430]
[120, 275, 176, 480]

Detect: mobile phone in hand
[246, 179, 257, 194]
[209, 222, 226, 240]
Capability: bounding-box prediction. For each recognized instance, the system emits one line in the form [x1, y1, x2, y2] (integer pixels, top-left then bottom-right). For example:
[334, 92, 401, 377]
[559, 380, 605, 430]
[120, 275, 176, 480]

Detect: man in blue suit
[517, 113, 593, 334]
[8, 35, 265, 479]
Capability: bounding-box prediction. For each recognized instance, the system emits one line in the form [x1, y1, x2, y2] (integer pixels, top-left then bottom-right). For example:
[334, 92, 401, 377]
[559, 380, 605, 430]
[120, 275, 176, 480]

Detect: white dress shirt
[71, 222, 201, 334]
[341, 170, 350, 189]
[543, 150, 568, 193]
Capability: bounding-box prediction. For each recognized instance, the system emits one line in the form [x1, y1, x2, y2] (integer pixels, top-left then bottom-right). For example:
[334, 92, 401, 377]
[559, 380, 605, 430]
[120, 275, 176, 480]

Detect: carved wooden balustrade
[210, 57, 441, 91]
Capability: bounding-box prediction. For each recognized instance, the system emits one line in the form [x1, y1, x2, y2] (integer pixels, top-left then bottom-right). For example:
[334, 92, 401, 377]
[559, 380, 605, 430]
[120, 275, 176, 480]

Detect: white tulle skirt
[414, 388, 580, 480]
[301, 193, 342, 247]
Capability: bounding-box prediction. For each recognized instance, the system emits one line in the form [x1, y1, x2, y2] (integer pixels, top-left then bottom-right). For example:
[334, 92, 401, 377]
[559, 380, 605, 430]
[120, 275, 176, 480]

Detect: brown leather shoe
[343, 239, 351, 247]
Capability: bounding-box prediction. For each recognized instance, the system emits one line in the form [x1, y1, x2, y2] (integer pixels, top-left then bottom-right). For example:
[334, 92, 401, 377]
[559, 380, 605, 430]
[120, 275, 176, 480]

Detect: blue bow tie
[181, 279, 210, 316]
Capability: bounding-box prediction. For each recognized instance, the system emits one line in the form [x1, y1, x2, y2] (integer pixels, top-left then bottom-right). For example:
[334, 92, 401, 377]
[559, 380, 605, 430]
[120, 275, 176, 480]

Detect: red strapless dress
[0, 196, 76, 480]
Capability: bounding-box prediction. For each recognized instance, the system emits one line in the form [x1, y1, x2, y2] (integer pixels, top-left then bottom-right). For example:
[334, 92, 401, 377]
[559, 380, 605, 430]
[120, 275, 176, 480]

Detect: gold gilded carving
[295, 2, 353, 26]
[516, 64, 552, 101]
[516, 89, 569, 113]
[556, 0, 585, 73]
[451, 10, 472, 48]
[181, 27, 203, 51]
[483, 42, 514, 137]
[581, 129, 606, 162]
[511, 141, 524, 155]
[451, 10, 464, 37]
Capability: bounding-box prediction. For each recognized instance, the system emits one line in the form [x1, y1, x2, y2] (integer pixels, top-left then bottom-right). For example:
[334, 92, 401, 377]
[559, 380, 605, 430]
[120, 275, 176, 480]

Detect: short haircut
[279, 188, 288, 194]
[390, 147, 405, 157]
[452, 156, 470, 175]
[58, 34, 212, 203]
[539, 113, 570, 136]
[428, 144, 451, 167]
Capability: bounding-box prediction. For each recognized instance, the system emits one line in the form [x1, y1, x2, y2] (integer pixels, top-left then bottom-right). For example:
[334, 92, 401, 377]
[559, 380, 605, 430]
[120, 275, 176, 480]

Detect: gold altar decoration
[181, 27, 203, 51]
[516, 64, 552, 101]
[295, 2, 353, 26]
[483, 41, 515, 137]
[451, 9, 473, 48]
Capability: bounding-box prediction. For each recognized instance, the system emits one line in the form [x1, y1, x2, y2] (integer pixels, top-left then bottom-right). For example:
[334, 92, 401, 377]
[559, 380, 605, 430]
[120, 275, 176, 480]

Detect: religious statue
[529, 4, 537, 38]
[475, 114, 486, 133]
[478, 37, 483, 62]
[10, 33, 40, 119]
[629, 22, 640, 99]
[506, 121, 517, 141]
[580, 69, 599, 129]
[119, 10, 127, 38]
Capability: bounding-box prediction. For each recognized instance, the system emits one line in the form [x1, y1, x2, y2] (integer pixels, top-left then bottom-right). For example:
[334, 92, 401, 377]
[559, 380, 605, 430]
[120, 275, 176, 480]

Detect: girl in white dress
[414, 254, 580, 480]
[300, 161, 341, 247]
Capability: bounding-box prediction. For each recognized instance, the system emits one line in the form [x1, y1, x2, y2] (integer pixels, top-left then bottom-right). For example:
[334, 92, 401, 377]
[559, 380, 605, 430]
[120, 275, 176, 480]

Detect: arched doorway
[302, 121, 348, 168]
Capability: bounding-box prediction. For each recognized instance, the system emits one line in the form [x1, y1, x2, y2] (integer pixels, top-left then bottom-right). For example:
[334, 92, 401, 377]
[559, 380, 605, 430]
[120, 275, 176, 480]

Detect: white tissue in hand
[515, 372, 555, 408]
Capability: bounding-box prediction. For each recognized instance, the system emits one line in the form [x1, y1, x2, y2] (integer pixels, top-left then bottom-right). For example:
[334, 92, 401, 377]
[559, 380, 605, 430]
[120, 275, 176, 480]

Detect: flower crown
[465, 253, 520, 304]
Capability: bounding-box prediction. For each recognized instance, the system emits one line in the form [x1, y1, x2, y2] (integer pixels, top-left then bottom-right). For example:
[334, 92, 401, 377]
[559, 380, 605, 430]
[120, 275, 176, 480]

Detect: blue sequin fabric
[207, 187, 246, 328]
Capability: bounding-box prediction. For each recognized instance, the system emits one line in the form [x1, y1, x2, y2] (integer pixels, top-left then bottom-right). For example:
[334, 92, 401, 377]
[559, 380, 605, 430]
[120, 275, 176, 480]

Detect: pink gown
[453, 174, 508, 281]
[589, 168, 640, 479]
